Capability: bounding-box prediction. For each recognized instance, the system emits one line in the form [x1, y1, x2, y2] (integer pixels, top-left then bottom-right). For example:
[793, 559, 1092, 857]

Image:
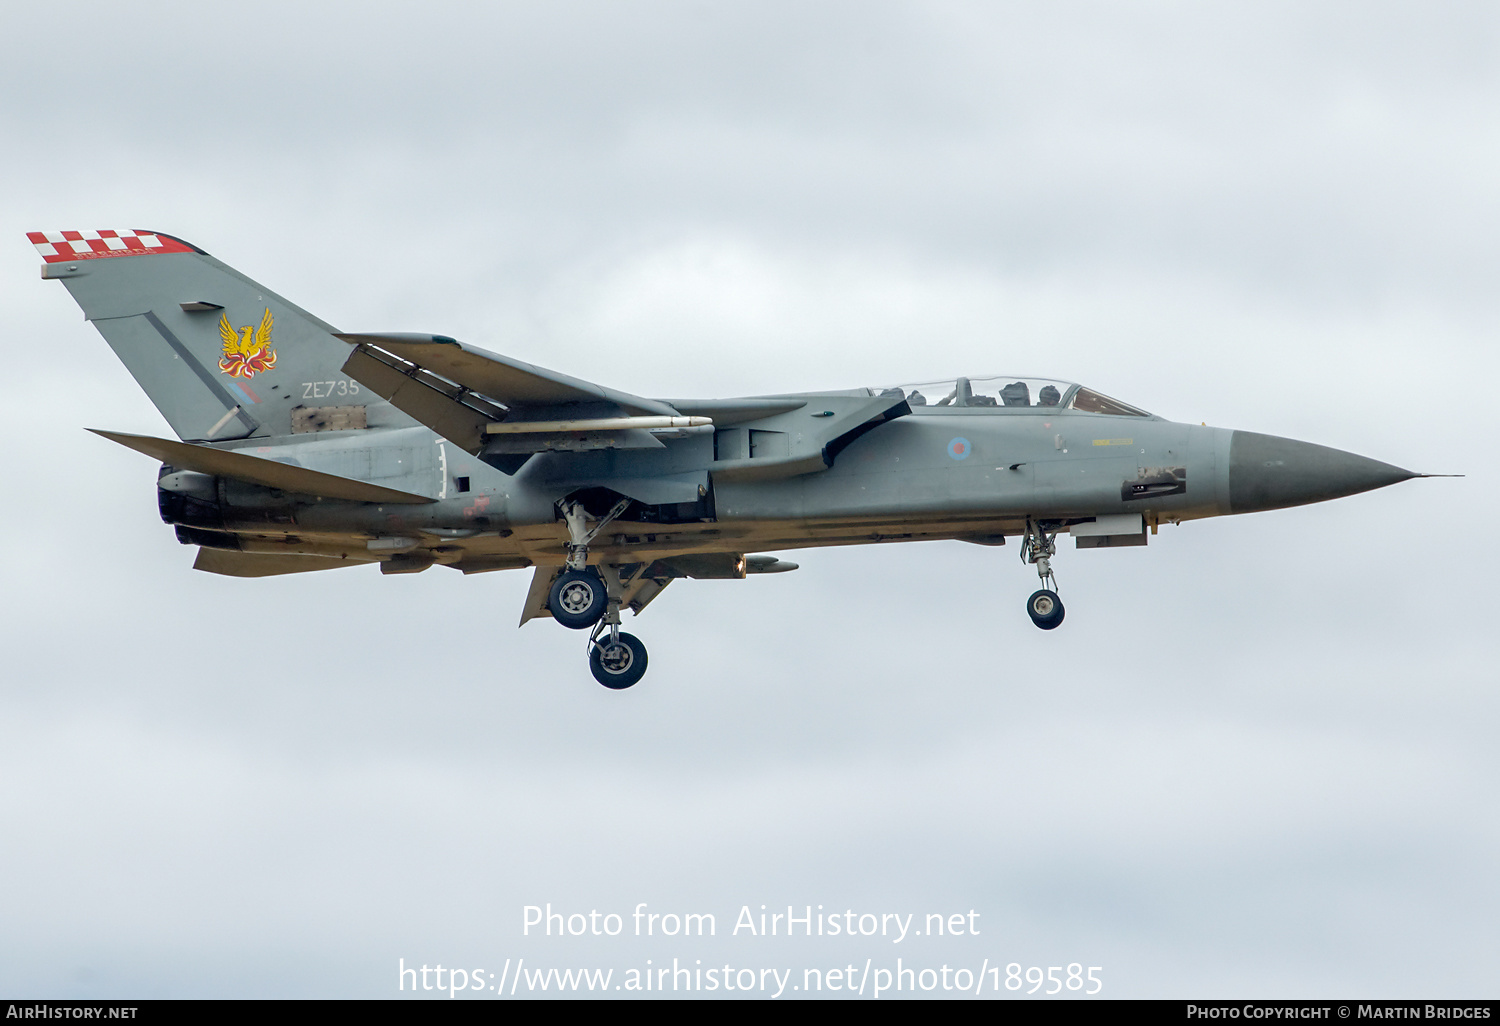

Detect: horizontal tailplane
[90, 429, 434, 504]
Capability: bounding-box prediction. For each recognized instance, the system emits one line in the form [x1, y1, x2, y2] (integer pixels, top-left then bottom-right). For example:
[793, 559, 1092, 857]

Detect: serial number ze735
[302, 380, 361, 399]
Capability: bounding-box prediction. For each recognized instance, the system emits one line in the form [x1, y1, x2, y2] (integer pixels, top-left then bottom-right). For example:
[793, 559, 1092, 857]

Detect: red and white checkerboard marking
[26, 229, 194, 263]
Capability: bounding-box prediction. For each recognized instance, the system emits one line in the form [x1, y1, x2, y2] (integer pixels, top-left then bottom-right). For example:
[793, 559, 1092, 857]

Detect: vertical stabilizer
[31, 230, 389, 442]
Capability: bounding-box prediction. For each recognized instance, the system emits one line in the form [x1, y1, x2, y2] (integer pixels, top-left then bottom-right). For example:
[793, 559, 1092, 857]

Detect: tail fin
[31, 230, 374, 442]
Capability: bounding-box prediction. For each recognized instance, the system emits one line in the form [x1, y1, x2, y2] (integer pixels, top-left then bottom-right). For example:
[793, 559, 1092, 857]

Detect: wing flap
[342, 346, 495, 453]
[91, 429, 435, 504]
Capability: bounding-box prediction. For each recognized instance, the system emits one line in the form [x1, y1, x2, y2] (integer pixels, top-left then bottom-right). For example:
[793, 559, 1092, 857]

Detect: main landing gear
[547, 563, 651, 690]
[552, 499, 650, 689]
[1020, 519, 1065, 630]
[581, 565, 648, 689]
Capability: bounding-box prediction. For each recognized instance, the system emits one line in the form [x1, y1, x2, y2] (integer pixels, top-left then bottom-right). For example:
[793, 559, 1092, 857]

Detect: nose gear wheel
[1027, 588, 1065, 629]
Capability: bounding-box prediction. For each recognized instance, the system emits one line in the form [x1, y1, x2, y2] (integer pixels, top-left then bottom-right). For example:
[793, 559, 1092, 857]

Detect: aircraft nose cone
[1228, 431, 1416, 514]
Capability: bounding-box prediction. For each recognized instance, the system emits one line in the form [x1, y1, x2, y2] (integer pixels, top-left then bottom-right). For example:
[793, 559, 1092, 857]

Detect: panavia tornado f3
[32, 229, 1440, 689]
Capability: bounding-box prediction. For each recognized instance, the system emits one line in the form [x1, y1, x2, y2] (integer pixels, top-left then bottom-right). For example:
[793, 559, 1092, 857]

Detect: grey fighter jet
[32, 229, 1438, 689]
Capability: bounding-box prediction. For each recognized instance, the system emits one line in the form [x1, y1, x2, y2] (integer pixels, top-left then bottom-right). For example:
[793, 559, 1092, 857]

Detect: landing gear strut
[559, 498, 630, 571]
[1020, 518, 1065, 630]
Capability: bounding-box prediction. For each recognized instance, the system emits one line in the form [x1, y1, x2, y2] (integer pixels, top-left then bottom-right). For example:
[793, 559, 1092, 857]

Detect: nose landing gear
[1020, 519, 1065, 630]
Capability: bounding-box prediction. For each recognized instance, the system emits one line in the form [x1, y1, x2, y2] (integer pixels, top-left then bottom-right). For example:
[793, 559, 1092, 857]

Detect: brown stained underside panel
[193, 548, 363, 577]
[291, 405, 368, 434]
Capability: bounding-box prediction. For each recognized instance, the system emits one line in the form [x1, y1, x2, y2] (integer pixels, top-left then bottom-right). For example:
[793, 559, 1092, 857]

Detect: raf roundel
[948, 437, 971, 460]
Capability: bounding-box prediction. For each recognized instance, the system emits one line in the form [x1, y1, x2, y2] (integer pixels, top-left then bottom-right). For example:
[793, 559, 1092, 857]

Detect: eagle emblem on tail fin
[218, 308, 277, 378]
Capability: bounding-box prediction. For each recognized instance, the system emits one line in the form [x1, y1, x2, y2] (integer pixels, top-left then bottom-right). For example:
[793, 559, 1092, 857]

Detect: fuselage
[170, 383, 1413, 574]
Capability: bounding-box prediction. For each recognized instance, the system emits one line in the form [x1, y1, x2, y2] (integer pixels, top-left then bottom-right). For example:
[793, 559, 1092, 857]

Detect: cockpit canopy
[872, 375, 1150, 417]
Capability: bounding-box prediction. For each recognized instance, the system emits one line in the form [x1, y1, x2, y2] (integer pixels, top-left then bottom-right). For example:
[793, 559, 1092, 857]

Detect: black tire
[589, 632, 648, 689]
[1026, 589, 1065, 630]
[549, 569, 607, 630]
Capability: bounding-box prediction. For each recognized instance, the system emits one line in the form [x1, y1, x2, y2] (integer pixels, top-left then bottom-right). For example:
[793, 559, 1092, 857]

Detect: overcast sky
[1, 0, 1496, 999]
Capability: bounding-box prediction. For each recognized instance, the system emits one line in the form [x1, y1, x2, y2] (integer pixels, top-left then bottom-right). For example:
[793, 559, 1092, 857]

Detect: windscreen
[1068, 387, 1149, 417]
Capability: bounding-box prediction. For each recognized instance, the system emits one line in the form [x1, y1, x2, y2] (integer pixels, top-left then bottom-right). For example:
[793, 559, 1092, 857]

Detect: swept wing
[338, 333, 682, 460]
